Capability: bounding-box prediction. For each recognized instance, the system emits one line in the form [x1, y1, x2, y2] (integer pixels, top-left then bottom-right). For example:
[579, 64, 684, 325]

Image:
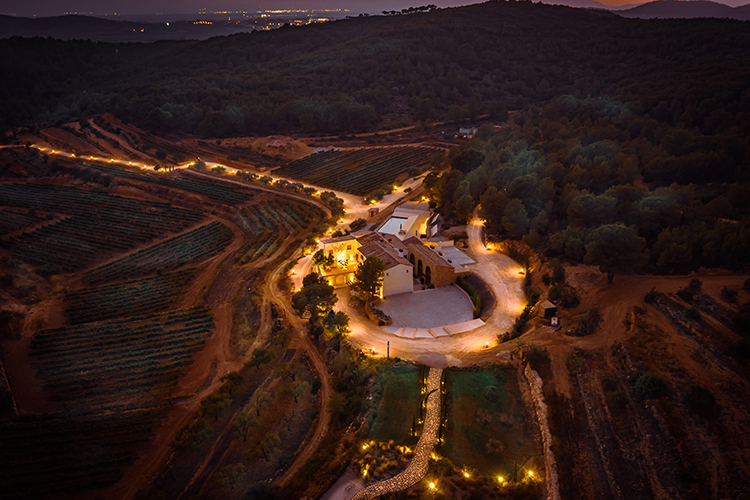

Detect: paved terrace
[351, 367, 443, 499]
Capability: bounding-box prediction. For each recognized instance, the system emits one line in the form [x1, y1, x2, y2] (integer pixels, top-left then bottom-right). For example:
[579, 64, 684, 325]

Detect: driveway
[378, 286, 473, 329]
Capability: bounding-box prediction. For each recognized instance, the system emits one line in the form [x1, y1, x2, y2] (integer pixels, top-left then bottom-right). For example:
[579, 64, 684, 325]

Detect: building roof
[402, 236, 454, 269]
[320, 234, 357, 245]
[357, 232, 411, 270]
[539, 300, 556, 310]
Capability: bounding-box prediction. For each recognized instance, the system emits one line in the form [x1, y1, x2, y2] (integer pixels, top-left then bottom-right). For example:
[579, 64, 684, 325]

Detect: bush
[644, 287, 658, 304]
[456, 275, 482, 319]
[720, 287, 739, 303]
[676, 288, 693, 302]
[734, 302, 750, 334]
[683, 384, 717, 418]
[559, 287, 580, 309]
[569, 308, 600, 336]
[548, 284, 563, 301]
[633, 371, 666, 400]
[685, 306, 701, 321]
[729, 338, 750, 360]
[349, 218, 367, 231]
[549, 258, 565, 284]
[526, 343, 550, 374]
[744, 278, 750, 291]
[689, 278, 703, 292]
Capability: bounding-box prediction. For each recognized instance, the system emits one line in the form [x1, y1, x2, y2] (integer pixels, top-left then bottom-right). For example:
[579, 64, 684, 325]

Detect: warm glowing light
[429, 482, 435, 490]
[528, 470, 534, 477]
[362, 443, 368, 450]
[498, 476, 504, 482]
[463, 472, 470, 478]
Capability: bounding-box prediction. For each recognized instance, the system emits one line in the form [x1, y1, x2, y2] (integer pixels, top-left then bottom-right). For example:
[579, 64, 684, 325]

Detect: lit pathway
[352, 367, 443, 500]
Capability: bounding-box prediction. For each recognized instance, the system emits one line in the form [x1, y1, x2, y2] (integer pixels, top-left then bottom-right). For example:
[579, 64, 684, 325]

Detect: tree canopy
[351, 256, 385, 299]
[584, 224, 648, 283]
[292, 272, 338, 323]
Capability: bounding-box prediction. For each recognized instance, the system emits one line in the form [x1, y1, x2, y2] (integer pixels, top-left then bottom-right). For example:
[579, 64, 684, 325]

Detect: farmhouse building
[317, 227, 474, 297]
[376, 202, 442, 240]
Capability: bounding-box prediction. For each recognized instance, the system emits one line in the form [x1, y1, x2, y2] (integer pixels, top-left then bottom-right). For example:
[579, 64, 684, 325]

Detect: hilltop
[1, 1, 749, 138]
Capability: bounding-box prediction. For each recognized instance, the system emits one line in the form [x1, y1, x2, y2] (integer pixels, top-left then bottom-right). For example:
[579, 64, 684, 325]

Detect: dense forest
[1, 1, 749, 137]
[429, 97, 750, 276]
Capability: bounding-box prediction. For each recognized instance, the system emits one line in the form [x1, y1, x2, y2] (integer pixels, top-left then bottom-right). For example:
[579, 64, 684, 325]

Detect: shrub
[569, 308, 600, 336]
[456, 275, 482, 318]
[685, 306, 701, 321]
[729, 338, 750, 360]
[526, 343, 550, 374]
[633, 371, 666, 400]
[676, 288, 693, 302]
[548, 284, 563, 301]
[744, 278, 750, 291]
[542, 273, 551, 286]
[644, 287, 658, 304]
[720, 287, 739, 303]
[683, 384, 717, 418]
[733, 302, 750, 334]
[349, 218, 367, 231]
[688, 278, 702, 292]
[549, 258, 566, 284]
[559, 287, 580, 309]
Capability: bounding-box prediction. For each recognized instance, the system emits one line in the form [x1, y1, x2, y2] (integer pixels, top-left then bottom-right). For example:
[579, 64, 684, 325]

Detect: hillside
[1, 1, 749, 138]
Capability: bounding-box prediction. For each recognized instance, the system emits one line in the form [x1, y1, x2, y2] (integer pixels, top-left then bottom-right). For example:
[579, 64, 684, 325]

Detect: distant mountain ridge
[541, 0, 645, 10]
[0, 13, 252, 42]
[541, 0, 750, 18]
[618, 0, 750, 19]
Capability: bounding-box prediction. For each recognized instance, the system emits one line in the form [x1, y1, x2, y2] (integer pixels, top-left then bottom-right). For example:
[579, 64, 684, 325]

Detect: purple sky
[0, 1, 477, 17]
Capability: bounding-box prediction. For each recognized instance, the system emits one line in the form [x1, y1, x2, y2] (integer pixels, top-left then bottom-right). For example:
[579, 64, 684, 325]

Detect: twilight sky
[2, 0, 468, 17]
[0, 0, 747, 16]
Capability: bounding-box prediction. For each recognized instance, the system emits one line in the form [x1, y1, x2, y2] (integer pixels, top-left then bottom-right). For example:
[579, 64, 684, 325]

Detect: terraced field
[30, 307, 215, 408]
[86, 163, 253, 204]
[0, 183, 204, 272]
[0, 410, 159, 500]
[85, 221, 233, 285]
[235, 200, 325, 264]
[274, 146, 436, 195]
[66, 269, 196, 325]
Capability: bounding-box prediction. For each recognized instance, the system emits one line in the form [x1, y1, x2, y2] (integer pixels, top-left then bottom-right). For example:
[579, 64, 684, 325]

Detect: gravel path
[352, 368, 443, 499]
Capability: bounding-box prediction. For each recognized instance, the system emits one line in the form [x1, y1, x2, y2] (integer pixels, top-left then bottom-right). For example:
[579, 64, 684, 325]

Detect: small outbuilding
[368, 207, 380, 218]
[538, 300, 557, 320]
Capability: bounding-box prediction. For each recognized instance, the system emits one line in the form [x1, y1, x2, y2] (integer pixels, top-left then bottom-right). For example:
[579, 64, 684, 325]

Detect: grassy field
[440, 366, 537, 478]
[368, 365, 422, 444]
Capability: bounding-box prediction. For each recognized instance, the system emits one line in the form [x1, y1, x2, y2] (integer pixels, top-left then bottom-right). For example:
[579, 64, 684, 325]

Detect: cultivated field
[274, 146, 437, 195]
[0, 183, 204, 272]
[234, 200, 325, 265]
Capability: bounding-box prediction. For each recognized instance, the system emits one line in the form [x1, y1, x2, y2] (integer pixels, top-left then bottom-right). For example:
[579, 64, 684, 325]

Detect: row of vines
[275, 146, 436, 195]
[0, 183, 204, 272]
[235, 200, 324, 265]
[85, 163, 253, 204]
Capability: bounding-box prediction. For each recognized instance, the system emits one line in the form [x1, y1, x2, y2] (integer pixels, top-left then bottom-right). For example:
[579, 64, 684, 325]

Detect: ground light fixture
[497, 476, 504, 483]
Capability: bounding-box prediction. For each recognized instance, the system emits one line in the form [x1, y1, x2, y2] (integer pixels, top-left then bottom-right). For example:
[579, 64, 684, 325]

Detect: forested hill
[0, 0, 749, 138]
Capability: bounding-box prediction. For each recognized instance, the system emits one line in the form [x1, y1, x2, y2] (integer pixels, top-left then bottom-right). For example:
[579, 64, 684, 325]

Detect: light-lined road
[351, 367, 443, 499]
